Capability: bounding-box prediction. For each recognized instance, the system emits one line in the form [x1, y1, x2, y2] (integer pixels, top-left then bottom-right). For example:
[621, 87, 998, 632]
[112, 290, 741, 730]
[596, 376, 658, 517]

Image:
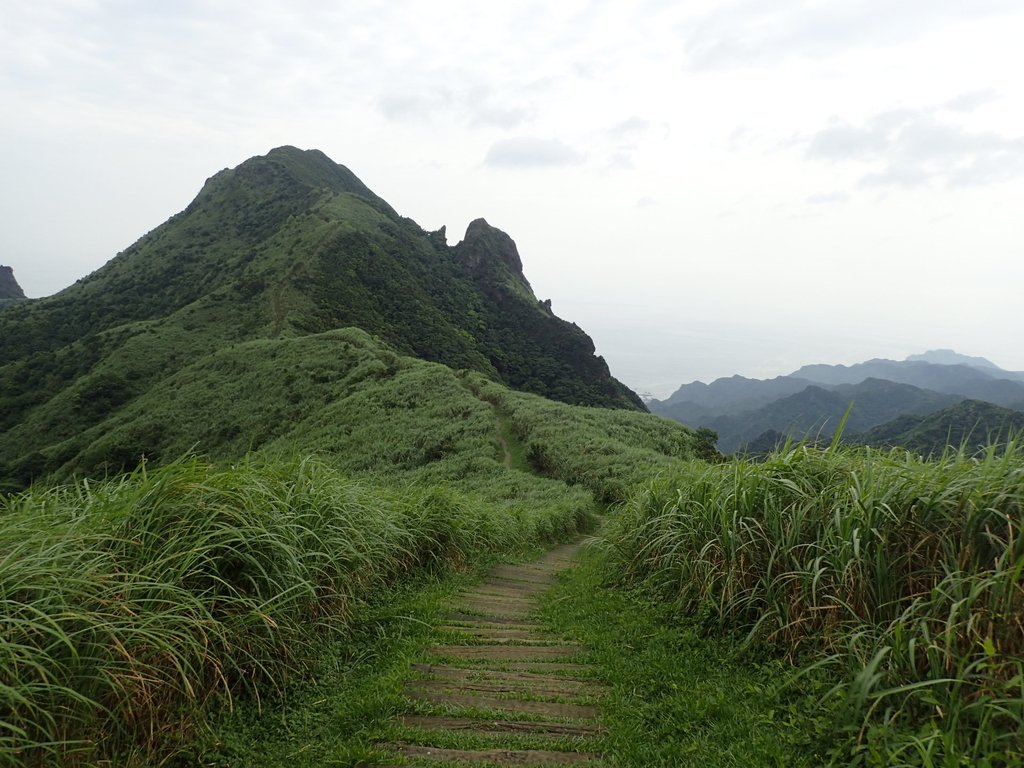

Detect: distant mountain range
[650, 350, 1024, 454]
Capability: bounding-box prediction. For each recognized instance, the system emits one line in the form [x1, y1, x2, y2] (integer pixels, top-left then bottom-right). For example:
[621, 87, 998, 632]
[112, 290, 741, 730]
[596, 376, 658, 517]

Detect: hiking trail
[368, 540, 606, 766]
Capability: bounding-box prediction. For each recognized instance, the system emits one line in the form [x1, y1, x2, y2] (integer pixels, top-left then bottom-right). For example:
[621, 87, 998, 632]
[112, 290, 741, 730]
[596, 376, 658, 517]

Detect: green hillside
[0, 254, 701, 763]
[1, 321, 685, 491]
[856, 398, 1024, 455]
[697, 378, 960, 454]
[0, 329, 702, 765]
[0, 147, 643, 489]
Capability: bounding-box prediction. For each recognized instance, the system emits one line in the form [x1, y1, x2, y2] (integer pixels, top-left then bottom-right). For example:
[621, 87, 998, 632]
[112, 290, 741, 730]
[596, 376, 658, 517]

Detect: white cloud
[943, 90, 1000, 113]
[379, 85, 532, 129]
[608, 116, 650, 139]
[484, 137, 585, 169]
[681, 0, 1020, 70]
[805, 191, 849, 205]
[379, 90, 453, 122]
[805, 108, 1024, 188]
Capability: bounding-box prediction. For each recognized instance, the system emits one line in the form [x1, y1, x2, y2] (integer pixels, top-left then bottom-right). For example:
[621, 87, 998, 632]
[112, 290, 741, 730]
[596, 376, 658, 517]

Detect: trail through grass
[185, 558, 485, 767]
[495, 417, 513, 468]
[196, 531, 834, 767]
[0, 456, 588, 766]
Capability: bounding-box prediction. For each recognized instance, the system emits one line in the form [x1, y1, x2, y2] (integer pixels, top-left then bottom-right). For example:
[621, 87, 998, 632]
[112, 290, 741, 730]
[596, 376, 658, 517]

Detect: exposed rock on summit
[456, 218, 525, 276]
[0, 266, 26, 300]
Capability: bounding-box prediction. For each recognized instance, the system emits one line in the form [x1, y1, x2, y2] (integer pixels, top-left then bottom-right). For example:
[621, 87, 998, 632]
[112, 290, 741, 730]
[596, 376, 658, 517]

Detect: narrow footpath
[369, 540, 606, 766]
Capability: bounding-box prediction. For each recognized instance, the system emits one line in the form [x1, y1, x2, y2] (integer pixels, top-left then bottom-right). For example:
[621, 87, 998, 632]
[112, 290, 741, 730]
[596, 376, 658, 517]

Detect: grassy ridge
[466, 374, 708, 503]
[5, 326, 664, 501]
[607, 443, 1024, 765]
[0, 456, 588, 766]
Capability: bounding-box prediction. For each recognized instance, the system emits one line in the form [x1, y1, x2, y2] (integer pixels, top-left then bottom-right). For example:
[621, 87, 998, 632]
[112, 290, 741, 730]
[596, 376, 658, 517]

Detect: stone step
[406, 690, 600, 720]
[398, 714, 604, 737]
[436, 626, 555, 643]
[377, 743, 602, 764]
[442, 611, 540, 627]
[407, 678, 599, 700]
[488, 565, 559, 584]
[455, 600, 536, 618]
[411, 664, 605, 694]
[478, 661, 594, 673]
[429, 644, 583, 661]
[468, 582, 550, 598]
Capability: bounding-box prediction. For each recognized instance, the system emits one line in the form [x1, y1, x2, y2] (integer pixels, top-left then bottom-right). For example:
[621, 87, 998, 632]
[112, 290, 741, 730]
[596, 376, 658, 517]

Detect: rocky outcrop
[0, 266, 25, 300]
[455, 218, 526, 277]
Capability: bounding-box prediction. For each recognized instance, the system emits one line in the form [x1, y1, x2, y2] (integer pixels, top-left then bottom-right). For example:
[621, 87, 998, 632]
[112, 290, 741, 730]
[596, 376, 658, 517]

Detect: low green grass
[0, 455, 588, 766]
[606, 442, 1024, 766]
[538, 541, 835, 766]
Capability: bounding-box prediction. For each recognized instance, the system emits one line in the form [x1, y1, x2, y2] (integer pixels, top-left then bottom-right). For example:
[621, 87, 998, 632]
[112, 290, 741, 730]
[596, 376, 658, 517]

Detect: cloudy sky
[3, 1, 1023, 396]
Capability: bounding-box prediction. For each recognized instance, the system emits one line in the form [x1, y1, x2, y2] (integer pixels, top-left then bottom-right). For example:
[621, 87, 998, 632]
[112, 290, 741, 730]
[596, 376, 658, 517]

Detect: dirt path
[495, 417, 513, 468]
[369, 540, 606, 766]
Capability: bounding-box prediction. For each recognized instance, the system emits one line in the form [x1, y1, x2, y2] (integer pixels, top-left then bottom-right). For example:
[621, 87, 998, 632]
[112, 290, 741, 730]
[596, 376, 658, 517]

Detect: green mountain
[0, 146, 644, 487]
[653, 351, 1024, 454]
[702, 378, 962, 454]
[856, 399, 1024, 456]
[649, 374, 814, 424]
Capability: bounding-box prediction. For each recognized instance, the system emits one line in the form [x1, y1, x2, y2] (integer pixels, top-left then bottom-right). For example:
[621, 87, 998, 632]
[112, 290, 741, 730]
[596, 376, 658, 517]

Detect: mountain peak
[457, 218, 525, 276]
[0, 265, 26, 300]
[906, 349, 1001, 370]
[194, 145, 394, 218]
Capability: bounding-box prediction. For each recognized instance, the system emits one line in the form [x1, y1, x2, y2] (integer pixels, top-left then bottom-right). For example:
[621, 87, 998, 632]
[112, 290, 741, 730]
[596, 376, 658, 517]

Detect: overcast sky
[3, 1, 1023, 397]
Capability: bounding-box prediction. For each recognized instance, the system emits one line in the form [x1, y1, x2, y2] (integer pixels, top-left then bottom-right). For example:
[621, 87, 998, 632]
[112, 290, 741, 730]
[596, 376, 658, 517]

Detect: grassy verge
[182, 560, 478, 767]
[0, 455, 588, 766]
[606, 443, 1024, 766]
[538, 542, 835, 766]
[200, 538, 835, 768]
[188, 538, 587, 767]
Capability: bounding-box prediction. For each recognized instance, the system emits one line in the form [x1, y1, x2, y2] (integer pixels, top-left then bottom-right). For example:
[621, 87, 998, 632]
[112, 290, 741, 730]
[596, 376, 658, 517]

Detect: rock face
[456, 218, 525, 276]
[0, 266, 25, 299]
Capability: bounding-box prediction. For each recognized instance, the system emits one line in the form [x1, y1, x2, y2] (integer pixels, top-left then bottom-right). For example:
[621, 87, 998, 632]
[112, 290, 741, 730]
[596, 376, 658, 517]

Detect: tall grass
[607, 442, 1024, 765]
[0, 455, 587, 766]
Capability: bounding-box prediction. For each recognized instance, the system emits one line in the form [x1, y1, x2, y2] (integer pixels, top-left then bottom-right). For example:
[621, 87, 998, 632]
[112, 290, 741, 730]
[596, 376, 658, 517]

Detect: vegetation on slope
[0, 326, 687, 496]
[0, 317, 704, 765]
[607, 442, 1024, 765]
[856, 399, 1024, 456]
[651, 355, 1024, 456]
[0, 147, 642, 491]
[0, 455, 590, 766]
[464, 374, 714, 503]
